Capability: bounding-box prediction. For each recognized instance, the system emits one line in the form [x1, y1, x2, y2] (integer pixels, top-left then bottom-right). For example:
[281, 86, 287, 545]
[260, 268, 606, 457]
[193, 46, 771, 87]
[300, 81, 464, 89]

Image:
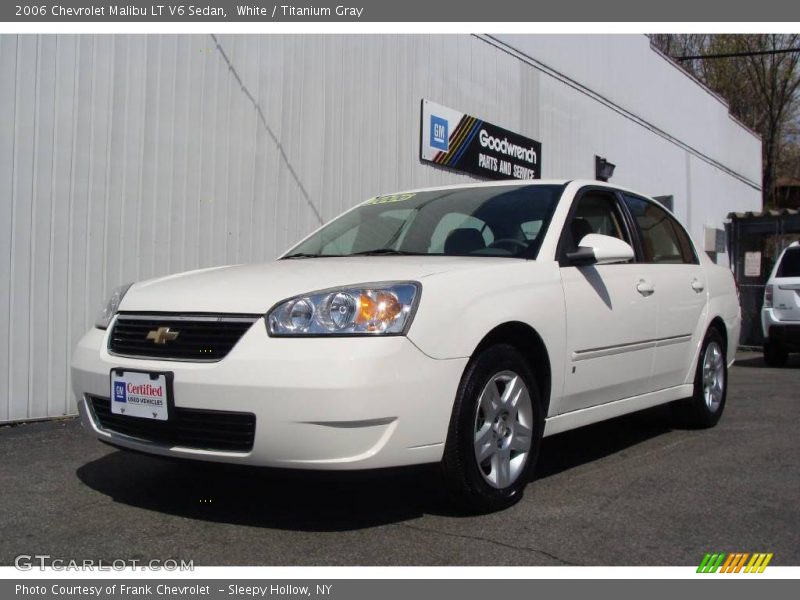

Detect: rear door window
[623, 195, 698, 264]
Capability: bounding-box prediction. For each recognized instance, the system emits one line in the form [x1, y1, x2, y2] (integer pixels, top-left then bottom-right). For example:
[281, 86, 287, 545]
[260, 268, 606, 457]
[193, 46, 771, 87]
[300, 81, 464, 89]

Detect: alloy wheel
[473, 370, 534, 489]
[702, 341, 725, 412]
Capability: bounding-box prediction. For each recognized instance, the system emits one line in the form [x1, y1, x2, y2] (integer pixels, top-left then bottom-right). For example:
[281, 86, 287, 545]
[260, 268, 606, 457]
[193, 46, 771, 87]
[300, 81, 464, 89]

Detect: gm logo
[430, 115, 449, 151]
[114, 381, 127, 403]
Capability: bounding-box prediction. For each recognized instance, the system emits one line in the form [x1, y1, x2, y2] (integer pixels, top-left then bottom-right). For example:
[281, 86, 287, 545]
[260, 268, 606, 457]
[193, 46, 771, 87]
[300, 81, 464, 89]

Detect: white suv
[72, 180, 740, 511]
[762, 241, 800, 366]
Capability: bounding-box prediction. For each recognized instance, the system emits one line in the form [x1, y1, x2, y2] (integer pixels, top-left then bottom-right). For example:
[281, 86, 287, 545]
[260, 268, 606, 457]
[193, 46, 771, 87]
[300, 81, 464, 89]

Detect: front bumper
[71, 320, 467, 469]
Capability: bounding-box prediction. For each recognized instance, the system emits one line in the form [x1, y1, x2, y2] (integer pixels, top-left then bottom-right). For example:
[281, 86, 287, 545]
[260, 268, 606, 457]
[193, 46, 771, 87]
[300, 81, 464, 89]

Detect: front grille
[88, 396, 256, 452]
[109, 314, 259, 361]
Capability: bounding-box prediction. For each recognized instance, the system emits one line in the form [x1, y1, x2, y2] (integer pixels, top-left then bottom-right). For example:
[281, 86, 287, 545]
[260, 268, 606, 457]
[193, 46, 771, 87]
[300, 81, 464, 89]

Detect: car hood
[119, 256, 517, 314]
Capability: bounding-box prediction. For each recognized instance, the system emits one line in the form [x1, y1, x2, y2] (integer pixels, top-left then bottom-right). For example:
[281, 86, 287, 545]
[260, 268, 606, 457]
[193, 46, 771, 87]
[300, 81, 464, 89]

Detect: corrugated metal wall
[496, 34, 763, 185]
[0, 34, 761, 422]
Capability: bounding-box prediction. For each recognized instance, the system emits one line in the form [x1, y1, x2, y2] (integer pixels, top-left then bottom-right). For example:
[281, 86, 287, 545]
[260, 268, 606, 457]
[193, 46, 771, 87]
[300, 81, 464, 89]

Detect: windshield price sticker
[365, 193, 417, 205]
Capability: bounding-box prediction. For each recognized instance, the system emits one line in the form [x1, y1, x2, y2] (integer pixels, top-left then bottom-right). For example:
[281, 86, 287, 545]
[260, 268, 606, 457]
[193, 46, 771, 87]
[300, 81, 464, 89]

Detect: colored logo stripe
[745, 553, 773, 573]
[433, 115, 469, 164]
[721, 553, 748, 573]
[697, 553, 773, 573]
[445, 118, 483, 167]
[434, 116, 475, 165]
[438, 116, 474, 164]
[697, 553, 725, 573]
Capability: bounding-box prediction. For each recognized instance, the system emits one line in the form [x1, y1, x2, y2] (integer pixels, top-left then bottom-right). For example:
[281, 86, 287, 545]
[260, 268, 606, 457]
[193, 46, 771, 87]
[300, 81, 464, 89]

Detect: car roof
[378, 179, 653, 200]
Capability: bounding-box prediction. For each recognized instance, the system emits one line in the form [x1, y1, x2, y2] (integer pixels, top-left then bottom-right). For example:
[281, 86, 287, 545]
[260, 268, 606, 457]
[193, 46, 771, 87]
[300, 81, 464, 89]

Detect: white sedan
[72, 180, 740, 511]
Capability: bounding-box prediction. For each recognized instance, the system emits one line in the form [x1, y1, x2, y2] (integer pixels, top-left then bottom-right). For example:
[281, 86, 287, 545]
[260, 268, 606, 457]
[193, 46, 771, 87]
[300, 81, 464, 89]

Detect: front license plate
[110, 370, 171, 421]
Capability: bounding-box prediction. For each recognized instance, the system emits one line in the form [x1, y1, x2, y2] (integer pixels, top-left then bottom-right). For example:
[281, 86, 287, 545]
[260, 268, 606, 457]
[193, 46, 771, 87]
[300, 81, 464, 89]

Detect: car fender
[408, 260, 567, 412]
[683, 263, 741, 383]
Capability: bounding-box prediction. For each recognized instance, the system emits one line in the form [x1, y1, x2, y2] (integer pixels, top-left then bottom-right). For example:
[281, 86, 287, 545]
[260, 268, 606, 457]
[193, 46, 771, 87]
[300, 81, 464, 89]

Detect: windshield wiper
[281, 252, 324, 259]
[283, 249, 425, 259]
[348, 249, 425, 256]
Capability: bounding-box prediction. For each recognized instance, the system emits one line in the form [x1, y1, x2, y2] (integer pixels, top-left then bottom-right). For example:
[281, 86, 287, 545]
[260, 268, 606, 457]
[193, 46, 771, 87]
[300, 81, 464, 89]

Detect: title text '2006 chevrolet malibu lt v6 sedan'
[72, 180, 740, 511]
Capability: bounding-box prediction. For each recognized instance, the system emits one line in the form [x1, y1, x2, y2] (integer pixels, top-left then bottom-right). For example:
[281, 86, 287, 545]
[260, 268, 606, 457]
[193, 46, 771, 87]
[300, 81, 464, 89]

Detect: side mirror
[566, 233, 634, 266]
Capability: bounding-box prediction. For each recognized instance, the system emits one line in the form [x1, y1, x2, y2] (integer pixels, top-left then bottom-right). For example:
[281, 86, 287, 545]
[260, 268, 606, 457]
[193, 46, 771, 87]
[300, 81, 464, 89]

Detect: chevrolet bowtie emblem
[146, 326, 180, 345]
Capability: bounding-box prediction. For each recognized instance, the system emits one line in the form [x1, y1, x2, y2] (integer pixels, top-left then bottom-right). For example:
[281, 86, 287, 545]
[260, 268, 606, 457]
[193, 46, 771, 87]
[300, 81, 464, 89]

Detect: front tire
[763, 340, 788, 367]
[674, 328, 727, 428]
[441, 344, 544, 512]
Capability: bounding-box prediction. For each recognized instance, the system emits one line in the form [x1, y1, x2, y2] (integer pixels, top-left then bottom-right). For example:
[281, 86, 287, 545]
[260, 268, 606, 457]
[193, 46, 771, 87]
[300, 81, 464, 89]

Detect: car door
[622, 194, 707, 391]
[558, 188, 658, 414]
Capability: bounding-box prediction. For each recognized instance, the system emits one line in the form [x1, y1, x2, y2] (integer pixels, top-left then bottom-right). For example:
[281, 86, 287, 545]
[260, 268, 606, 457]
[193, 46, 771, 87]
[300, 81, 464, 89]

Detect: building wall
[491, 34, 762, 251]
[0, 34, 762, 422]
[496, 34, 762, 185]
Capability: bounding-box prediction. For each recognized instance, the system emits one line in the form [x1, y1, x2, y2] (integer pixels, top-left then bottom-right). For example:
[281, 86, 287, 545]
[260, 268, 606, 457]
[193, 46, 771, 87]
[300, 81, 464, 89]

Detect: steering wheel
[487, 238, 529, 251]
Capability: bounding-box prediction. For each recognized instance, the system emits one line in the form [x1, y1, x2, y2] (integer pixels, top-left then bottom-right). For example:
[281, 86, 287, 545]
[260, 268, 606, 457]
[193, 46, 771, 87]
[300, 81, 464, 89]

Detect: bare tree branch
[650, 34, 800, 207]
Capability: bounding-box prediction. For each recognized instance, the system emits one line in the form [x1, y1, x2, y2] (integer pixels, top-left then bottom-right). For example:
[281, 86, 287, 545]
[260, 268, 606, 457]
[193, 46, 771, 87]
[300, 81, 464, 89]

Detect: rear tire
[673, 328, 727, 429]
[441, 344, 544, 513]
[763, 340, 788, 367]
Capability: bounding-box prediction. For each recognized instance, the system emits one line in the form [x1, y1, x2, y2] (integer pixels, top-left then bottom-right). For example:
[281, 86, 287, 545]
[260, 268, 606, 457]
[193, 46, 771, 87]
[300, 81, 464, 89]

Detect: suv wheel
[763, 340, 788, 367]
[674, 328, 727, 428]
[441, 344, 544, 512]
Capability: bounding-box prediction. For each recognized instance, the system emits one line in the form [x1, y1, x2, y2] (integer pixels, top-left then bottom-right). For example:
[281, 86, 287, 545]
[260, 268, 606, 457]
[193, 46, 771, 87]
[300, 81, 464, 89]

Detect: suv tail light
[764, 284, 774, 308]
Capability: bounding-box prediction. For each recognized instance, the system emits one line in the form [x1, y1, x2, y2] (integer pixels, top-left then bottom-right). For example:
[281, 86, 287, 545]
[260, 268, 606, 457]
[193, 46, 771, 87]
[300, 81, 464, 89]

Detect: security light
[595, 156, 616, 182]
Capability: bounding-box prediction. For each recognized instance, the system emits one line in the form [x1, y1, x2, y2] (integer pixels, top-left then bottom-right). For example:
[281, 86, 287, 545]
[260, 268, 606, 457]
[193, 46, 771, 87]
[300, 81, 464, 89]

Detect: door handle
[636, 279, 655, 296]
[691, 279, 705, 293]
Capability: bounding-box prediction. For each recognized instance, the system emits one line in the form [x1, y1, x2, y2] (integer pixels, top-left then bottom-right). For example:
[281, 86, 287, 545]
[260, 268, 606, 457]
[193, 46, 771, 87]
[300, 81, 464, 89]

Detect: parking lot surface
[1, 351, 798, 566]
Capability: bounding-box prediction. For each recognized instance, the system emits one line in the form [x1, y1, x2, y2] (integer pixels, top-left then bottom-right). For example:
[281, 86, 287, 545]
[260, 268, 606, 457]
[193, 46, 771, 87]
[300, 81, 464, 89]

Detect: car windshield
[284, 184, 563, 259]
[777, 247, 800, 277]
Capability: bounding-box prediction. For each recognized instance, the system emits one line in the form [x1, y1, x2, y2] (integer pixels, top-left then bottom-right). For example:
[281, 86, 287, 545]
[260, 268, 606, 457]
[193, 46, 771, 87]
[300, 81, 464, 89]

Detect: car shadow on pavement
[76, 451, 446, 530]
[76, 404, 678, 531]
[535, 404, 675, 480]
[732, 354, 800, 368]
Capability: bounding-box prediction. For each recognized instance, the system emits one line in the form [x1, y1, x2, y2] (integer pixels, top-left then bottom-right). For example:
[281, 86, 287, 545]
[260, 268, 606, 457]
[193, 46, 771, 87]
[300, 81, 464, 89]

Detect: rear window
[777, 247, 800, 277]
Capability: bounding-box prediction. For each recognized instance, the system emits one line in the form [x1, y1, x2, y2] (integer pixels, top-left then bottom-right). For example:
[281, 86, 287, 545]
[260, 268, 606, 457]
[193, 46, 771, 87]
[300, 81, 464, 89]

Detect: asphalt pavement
[1, 351, 798, 566]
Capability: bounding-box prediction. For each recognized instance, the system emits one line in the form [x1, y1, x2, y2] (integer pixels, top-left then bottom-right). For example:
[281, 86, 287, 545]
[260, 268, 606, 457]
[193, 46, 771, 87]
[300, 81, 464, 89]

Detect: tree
[650, 34, 800, 208]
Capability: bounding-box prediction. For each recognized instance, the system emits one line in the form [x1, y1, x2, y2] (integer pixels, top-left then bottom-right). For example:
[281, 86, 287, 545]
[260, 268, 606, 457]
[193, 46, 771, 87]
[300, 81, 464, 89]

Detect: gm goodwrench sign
[420, 99, 542, 180]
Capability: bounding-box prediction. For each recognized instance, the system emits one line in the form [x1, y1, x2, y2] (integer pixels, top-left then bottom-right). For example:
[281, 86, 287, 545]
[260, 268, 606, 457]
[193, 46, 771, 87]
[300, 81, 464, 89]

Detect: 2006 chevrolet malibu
[72, 180, 740, 511]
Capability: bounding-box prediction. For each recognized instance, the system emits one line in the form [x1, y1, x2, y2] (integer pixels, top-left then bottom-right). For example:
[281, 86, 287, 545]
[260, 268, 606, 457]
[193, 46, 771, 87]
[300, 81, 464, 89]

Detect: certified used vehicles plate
[110, 369, 172, 420]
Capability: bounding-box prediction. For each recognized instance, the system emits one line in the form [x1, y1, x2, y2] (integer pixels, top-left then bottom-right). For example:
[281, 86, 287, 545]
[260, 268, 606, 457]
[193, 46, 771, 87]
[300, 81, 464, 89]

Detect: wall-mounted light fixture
[595, 156, 616, 182]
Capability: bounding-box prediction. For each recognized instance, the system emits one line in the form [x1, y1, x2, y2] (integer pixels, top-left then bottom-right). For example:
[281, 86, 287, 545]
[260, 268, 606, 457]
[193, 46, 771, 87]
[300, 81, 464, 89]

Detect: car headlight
[94, 283, 133, 330]
[267, 282, 420, 336]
